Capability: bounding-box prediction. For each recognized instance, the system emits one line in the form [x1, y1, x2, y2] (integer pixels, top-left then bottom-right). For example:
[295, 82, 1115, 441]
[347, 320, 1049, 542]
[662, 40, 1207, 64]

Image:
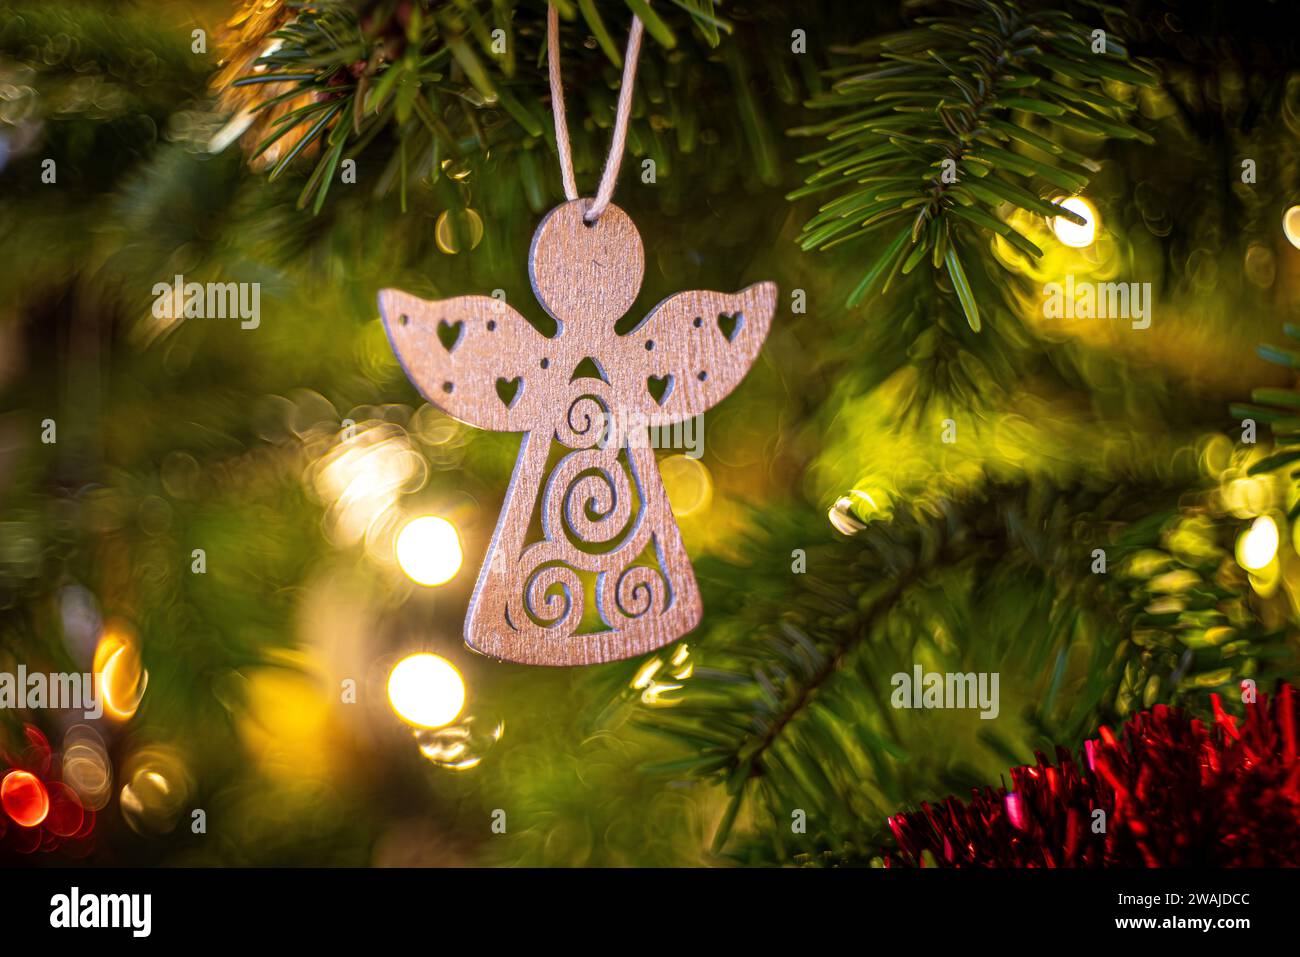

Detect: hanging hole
[487, 319, 497, 331]
[441, 381, 454, 393]
[540, 357, 550, 369]
[400, 314, 410, 326]
[645, 340, 654, 351]
[697, 371, 708, 381]
[692, 316, 703, 328]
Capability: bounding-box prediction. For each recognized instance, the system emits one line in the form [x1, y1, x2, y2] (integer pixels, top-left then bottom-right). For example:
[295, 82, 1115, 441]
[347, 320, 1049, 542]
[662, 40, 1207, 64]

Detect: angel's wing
[614, 282, 777, 421]
[379, 288, 555, 432]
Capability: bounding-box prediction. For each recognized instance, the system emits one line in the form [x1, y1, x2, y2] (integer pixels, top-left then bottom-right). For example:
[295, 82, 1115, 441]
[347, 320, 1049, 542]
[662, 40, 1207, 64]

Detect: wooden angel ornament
[379, 198, 776, 665]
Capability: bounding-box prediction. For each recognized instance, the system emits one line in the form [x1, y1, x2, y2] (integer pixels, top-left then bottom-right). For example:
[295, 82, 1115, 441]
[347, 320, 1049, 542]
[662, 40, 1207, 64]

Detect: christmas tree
[1, 0, 1298, 868]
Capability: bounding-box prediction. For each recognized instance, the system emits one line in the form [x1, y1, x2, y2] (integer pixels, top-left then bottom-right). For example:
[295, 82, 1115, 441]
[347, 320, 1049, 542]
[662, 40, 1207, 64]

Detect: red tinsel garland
[885, 682, 1300, 867]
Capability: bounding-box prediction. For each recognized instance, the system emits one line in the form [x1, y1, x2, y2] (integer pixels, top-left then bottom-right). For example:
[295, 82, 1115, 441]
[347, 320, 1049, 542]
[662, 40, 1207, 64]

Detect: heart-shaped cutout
[495, 376, 522, 408]
[647, 374, 674, 406]
[437, 319, 464, 352]
[717, 311, 743, 343]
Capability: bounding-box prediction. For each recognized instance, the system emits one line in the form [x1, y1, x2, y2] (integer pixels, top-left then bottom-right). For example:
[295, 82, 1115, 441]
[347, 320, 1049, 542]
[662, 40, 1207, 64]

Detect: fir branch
[212, 0, 748, 212]
[789, 0, 1157, 327]
[1234, 322, 1300, 523]
[633, 474, 1283, 859]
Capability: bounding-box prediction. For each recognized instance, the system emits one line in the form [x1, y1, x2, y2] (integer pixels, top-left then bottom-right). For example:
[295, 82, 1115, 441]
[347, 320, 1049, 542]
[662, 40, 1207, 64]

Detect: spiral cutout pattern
[547, 452, 633, 546]
[496, 405, 677, 645]
[521, 562, 584, 631]
[610, 564, 668, 621]
[555, 391, 612, 449]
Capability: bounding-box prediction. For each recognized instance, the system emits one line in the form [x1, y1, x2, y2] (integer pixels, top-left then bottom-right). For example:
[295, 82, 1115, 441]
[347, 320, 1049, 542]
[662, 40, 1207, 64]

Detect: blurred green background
[2, 0, 1299, 866]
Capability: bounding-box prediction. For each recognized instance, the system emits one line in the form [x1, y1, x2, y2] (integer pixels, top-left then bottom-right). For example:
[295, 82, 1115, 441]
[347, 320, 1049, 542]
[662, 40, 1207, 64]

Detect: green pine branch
[226, 0, 750, 213]
[789, 0, 1157, 328]
[1234, 323, 1300, 522]
[629, 474, 1283, 861]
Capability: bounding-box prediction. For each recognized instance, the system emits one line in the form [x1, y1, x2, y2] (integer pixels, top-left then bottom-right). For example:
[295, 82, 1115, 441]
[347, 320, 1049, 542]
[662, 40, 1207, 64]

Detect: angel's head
[527, 199, 644, 333]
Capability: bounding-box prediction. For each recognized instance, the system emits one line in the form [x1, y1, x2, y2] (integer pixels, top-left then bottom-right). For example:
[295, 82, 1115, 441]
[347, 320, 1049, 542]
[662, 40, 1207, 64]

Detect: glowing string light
[388, 653, 466, 729]
[93, 623, 148, 721]
[1284, 206, 1300, 250]
[1, 770, 49, 827]
[395, 516, 463, 586]
[1051, 196, 1099, 248]
[1236, 515, 1280, 571]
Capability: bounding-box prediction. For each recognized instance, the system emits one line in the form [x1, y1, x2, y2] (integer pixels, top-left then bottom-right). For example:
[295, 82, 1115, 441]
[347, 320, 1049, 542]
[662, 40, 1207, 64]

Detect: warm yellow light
[640, 681, 683, 707]
[829, 495, 866, 535]
[660, 455, 713, 517]
[93, 623, 148, 721]
[435, 208, 485, 254]
[395, 515, 463, 585]
[62, 725, 113, 810]
[237, 668, 335, 780]
[1284, 206, 1300, 249]
[631, 657, 662, 690]
[1237, 515, 1280, 571]
[1052, 196, 1098, 248]
[387, 653, 465, 728]
[117, 746, 192, 836]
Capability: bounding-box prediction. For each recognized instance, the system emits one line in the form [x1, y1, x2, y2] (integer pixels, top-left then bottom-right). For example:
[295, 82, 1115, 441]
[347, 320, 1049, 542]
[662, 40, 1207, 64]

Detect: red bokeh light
[1, 770, 50, 828]
[43, 782, 84, 837]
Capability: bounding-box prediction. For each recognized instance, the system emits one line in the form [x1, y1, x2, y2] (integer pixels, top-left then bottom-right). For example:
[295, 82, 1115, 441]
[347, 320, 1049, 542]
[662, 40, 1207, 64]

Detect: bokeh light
[93, 621, 148, 721]
[309, 421, 427, 547]
[629, 643, 693, 706]
[1051, 196, 1099, 248]
[237, 667, 337, 781]
[659, 455, 713, 518]
[44, 782, 86, 837]
[1283, 205, 1300, 249]
[1, 770, 49, 827]
[829, 488, 889, 534]
[395, 515, 463, 585]
[435, 208, 485, 254]
[119, 746, 192, 836]
[388, 653, 465, 728]
[1237, 515, 1280, 571]
[416, 715, 504, 770]
[62, 724, 113, 811]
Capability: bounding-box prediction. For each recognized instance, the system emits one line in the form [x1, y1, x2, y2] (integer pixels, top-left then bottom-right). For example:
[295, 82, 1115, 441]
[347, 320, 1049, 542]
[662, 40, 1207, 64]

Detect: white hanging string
[547, 2, 645, 224]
